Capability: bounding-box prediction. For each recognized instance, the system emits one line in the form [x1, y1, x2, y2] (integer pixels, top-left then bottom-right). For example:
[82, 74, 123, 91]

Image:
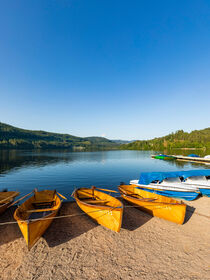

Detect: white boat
[204, 155, 210, 159]
[130, 178, 199, 192]
[130, 170, 210, 199]
[129, 171, 201, 201]
[183, 176, 210, 188]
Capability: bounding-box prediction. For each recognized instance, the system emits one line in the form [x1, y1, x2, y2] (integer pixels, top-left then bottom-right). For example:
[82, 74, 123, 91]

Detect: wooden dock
[172, 155, 210, 164]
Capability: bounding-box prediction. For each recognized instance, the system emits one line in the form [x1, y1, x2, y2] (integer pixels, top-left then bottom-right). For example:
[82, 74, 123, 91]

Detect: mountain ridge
[1, 122, 210, 151]
[120, 128, 210, 151]
[0, 122, 118, 150]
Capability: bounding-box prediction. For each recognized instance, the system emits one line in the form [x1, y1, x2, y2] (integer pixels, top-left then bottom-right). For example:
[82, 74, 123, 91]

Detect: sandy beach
[0, 197, 209, 280]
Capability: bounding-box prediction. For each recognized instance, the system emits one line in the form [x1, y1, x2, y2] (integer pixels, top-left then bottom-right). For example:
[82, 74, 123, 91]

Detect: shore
[0, 197, 209, 280]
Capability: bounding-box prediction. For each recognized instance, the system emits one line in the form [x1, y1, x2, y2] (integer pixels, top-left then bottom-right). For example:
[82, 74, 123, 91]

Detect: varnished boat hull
[0, 202, 11, 215]
[14, 190, 61, 250]
[73, 188, 123, 232]
[119, 185, 186, 224]
[0, 191, 19, 215]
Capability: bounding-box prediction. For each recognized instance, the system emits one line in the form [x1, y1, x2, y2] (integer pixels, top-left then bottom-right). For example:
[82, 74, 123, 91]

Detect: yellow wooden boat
[0, 191, 19, 215]
[118, 185, 186, 224]
[14, 190, 62, 250]
[72, 187, 123, 232]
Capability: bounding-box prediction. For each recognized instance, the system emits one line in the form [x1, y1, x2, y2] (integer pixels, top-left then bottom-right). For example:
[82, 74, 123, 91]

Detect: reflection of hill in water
[0, 150, 62, 174]
[154, 149, 210, 169]
[0, 149, 209, 176]
[0, 150, 112, 175]
[163, 158, 210, 168]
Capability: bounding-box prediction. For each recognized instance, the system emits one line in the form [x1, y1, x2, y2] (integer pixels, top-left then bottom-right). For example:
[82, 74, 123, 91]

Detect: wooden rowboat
[14, 190, 62, 250]
[0, 191, 19, 215]
[72, 187, 123, 232]
[118, 185, 186, 224]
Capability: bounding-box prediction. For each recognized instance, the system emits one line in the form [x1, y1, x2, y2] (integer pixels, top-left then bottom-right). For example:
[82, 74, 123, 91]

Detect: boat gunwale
[0, 201, 13, 209]
[135, 183, 200, 193]
[120, 192, 184, 206]
[118, 186, 186, 206]
[16, 208, 60, 224]
[14, 193, 62, 224]
[0, 191, 19, 207]
[184, 183, 210, 189]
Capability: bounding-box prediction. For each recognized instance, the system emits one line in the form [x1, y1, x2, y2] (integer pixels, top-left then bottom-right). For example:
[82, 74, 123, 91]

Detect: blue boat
[138, 170, 210, 185]
[182, 170, 210, 197]
[199, 188, 210, 197]
[188, 154, 200, 157]
[138, 186, 199, 201]
[129, 170, 210, 201]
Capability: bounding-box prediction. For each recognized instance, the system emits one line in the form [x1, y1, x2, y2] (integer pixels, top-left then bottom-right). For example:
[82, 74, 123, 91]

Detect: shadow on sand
[44, 201, 98, 248]
[0, 201, 195, 248]
[0, 206, 22, 246]
[184, 205, 196, 224]
[45, 200, 152, 247]
[121, 200, 152, 231]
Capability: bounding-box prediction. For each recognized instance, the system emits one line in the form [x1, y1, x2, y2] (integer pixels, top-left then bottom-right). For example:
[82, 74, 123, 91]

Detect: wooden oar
[26, 208, 55, 213]
[120, 190, 181, 205]
[0, 192, 19, 205]
[8, 191, 34, 208]
[84, 199, 109, 204]
[118, 187, 158, 202]
[57, 192, 67, 200]
[122, 192, 157, 202]
[95, 188, 118, 193]
[127, 195, 157, 202]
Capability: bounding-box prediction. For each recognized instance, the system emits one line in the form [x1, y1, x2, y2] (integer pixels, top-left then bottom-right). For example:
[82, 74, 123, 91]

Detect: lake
[0, 150, 209, 200]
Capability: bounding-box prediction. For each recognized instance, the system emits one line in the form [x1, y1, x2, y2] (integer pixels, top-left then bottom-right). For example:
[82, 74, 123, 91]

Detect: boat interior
[0, 191, 19, 205]
[76, 189, 110, 205]
[16, 190, 59, 221]
[119, 185, 183, 204]
[75, 188, 122, 208]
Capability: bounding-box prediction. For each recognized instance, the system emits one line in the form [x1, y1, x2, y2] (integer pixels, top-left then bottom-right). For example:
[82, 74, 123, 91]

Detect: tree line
[120, 128, 210, 151]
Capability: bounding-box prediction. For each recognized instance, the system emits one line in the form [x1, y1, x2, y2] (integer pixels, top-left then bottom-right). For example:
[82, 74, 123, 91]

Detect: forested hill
[0, 122, 119, 150]
[120, 128, 210, 151]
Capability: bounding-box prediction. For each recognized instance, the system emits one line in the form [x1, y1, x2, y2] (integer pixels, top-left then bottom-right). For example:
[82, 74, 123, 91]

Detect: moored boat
[72, 187, 123, 232]
[130, 171, 200, 201]
[132, 186, 199, 201]
[118, 184, 186, 224]
[14, 190, 62, 250]
[153, 154, 175, 160]
[183, 172, 210, 197]
[0, 191, 19, 215]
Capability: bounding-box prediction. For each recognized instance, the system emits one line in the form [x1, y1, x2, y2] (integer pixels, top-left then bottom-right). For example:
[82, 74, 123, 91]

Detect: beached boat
[72, 187, 123, 232]
[148, 170, 210, 197]
[14, 190, 62, 250]
[182, 170, 210, 197]
[0, 191, 19, 215]
[130, 171, 200, 201]
[118, 184, 186, 224]
[185, 177, 210, 197]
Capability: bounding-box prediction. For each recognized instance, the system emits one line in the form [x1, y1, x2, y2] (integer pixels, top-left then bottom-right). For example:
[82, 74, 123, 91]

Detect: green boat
[154, 154, 175, 160]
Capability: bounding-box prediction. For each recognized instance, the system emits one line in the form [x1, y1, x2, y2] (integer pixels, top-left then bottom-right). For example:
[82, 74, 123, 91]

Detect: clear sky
[0, 0, 210, 140]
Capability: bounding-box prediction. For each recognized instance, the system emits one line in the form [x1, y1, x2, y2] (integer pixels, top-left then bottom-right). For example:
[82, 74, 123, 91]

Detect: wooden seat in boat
[32, 190, 56, 209]
[28, 210, 52, 220]
[84, 199, 109, 204]
[32, 201, 55, 209]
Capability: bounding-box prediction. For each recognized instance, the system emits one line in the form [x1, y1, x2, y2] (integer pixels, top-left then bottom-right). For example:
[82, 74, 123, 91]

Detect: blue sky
[0, 0, 209, 140]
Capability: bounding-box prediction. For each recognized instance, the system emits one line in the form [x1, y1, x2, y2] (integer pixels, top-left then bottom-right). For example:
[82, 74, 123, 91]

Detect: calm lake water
[0, 150, 209, 200]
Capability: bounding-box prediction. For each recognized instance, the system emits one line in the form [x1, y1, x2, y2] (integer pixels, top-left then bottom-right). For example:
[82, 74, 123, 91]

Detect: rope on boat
[0, 205, 123, 226]
[0, 204, 209, 226]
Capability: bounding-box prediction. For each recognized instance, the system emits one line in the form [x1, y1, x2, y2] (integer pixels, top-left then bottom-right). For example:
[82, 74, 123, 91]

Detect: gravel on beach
[0, 197, 210, 280]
